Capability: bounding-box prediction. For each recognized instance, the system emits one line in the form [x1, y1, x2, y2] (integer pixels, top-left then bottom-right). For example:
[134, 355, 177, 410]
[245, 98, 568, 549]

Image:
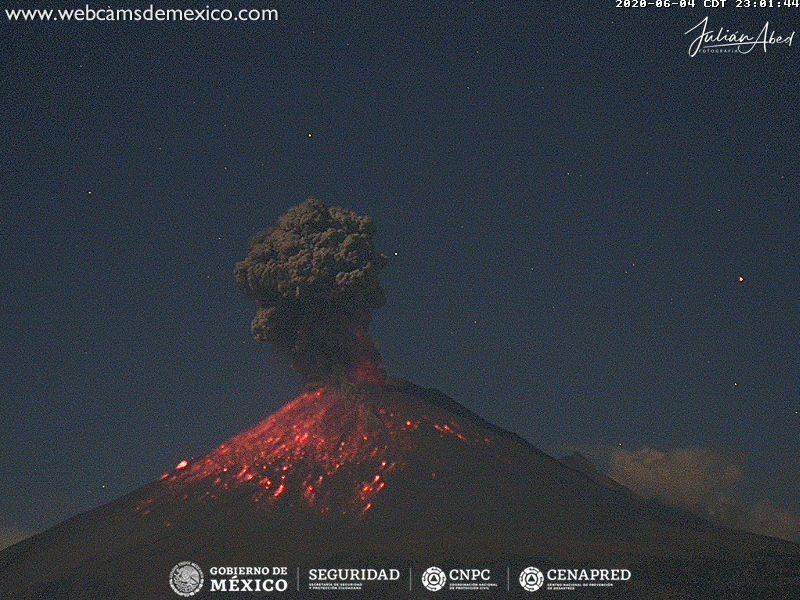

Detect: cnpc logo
[422, 567, 493, 591]
[421, 566, 446, 591]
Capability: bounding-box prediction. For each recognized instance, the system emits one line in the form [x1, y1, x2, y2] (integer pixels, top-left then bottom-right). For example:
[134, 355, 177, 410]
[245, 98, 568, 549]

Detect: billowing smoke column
[234, 199, 387, 383]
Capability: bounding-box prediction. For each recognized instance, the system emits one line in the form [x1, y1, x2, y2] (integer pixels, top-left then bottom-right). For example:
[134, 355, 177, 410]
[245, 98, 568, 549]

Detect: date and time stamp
[614, 0, 797, 56]
[616, 0, 800, 8]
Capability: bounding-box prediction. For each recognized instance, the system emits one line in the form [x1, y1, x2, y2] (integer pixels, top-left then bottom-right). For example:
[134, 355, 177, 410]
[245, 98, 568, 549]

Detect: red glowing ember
[140, 383, 501, 520]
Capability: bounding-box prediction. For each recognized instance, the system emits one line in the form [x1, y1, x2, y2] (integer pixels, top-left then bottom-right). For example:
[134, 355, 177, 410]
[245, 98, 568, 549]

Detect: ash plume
[606, 446, 800, 543]
[235, 199, 387, 383]
[608, 447, 745, 517]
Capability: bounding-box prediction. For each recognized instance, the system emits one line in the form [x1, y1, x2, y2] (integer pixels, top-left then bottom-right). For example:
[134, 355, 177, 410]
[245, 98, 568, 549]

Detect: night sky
[2, 2, 797, 538]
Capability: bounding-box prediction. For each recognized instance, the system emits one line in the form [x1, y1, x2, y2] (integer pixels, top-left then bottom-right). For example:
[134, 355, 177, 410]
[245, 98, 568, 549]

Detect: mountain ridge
[1, 380, 797, 598]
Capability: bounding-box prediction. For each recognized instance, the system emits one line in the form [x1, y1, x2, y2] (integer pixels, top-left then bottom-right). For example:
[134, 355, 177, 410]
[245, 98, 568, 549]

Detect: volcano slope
[1, 380, 797, 598]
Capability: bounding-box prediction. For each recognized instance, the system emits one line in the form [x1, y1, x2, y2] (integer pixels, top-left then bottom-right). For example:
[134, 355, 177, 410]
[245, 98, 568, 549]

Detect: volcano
[1, 380, 797, 598]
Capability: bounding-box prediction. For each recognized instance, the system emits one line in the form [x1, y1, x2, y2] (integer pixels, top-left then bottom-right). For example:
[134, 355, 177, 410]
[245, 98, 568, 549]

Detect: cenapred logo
[519, 566, 544, 592]
[169, 561, 204, 597]
[421, 566, 447, 591]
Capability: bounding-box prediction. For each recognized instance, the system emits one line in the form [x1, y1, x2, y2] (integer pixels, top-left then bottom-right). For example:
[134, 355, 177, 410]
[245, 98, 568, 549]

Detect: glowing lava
[138, 382, 494, 520]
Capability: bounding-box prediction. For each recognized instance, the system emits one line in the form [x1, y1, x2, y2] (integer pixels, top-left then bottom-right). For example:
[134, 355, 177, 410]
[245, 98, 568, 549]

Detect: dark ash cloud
[235, 199, 387, 383]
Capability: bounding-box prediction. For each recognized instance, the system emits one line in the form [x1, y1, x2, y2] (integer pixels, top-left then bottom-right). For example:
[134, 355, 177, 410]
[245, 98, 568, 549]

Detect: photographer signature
[685, 16, 795, 57]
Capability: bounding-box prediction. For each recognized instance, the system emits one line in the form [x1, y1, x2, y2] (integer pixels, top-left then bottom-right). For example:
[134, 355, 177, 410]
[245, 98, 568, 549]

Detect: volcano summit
[1, 201, 797, 598]
[1, 380, 798, 598]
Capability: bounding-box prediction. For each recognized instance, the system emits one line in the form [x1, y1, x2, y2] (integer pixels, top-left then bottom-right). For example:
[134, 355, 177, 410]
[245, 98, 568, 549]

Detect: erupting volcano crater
[2, 198, 798, 599]
[2, 380, 798, 598]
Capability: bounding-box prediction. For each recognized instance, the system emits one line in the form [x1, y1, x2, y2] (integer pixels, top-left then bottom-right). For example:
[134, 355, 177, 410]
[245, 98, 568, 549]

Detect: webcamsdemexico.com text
[5, 4, 279, 23]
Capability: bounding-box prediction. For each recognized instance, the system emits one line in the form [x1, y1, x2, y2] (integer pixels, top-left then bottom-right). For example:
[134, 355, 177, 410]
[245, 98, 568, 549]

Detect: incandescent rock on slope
[0, 380, 798, 598]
